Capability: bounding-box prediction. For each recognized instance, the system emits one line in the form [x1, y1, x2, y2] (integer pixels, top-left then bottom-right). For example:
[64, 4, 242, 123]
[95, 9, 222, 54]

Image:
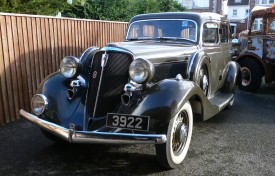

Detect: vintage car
[20, 12, 240, 169]
[234, 5, 275, 92]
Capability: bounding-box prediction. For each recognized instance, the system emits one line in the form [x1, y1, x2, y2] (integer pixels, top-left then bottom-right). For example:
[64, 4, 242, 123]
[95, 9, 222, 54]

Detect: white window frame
[256, 0, 274, 4]
[192, 0, 209, 8]
[233, 9, 237, 16]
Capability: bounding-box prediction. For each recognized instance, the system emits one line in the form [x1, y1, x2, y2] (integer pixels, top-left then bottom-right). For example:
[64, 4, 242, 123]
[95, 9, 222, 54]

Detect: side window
[220, 24, 229, 43]
[252, 18, 263, 31]
[203, 22, 218, 44]
[267, 18, 275, 34]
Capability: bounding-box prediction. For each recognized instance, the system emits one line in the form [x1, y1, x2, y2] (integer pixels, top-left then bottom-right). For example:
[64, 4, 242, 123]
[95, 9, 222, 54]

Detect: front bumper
[19, 109, 167, 144]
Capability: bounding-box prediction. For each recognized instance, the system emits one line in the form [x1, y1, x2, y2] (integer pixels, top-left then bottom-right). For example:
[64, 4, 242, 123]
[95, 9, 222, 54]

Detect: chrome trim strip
[19, 109, 167, 144]
[93, 52, 108, 117]
[126, 19, 198, 42]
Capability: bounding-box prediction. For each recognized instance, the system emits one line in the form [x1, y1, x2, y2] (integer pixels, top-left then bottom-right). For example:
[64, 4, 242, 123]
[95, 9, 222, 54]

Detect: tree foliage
[0, 0, 68, 15]
[0, 0, 186, 21]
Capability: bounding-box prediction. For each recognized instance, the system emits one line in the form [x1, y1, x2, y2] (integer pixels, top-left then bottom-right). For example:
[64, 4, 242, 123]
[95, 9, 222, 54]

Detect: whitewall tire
[155, 101, 193, 169]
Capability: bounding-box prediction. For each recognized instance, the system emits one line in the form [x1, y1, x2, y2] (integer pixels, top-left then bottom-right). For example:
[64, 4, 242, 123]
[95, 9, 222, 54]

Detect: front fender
[126, 79, 206, 130]
[187, 51, 211, 81]
[36, 72, 87, 130]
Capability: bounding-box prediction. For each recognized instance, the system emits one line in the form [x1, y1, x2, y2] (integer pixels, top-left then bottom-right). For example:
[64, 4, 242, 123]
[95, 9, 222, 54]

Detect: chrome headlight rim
[60, 56, 80, 78]
[31, 94, 48, 116]
[129, 58, 155, 84]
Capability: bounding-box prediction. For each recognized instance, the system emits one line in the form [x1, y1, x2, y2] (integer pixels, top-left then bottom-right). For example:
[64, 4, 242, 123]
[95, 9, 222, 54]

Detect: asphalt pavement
[0, 86, 274, 176]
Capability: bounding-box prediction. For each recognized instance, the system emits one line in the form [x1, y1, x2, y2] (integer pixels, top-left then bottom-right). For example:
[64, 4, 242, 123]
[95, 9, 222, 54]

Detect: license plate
[106, 113, 150, 131]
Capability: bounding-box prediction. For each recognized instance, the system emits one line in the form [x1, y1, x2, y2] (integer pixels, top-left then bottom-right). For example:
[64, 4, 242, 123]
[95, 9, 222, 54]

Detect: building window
[192, 0, 209, 8]
[234, 0, 241, 3]
[256, 0, 274, 4]
[233, 9, 237, 16]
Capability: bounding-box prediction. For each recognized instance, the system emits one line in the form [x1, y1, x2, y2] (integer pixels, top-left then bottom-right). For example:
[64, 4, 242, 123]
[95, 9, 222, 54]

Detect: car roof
[129, 12, 226, 24]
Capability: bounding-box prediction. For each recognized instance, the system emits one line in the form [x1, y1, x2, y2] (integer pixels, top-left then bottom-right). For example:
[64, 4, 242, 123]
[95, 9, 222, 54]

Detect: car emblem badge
[93, 71, 97, 78]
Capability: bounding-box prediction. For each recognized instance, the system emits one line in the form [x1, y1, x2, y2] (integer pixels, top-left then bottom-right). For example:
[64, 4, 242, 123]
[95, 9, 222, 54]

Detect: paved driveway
[0, 86, 274, 176]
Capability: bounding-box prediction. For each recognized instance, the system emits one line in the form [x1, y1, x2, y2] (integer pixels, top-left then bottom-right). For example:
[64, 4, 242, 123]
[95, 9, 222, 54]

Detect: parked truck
[234, 5, 275, 92]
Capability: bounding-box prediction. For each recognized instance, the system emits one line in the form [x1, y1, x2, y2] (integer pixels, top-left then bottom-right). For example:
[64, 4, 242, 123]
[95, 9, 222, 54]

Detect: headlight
[60, 56, 79, 78]
[129, 58, 155, 84]
[31, 94, 48, 115]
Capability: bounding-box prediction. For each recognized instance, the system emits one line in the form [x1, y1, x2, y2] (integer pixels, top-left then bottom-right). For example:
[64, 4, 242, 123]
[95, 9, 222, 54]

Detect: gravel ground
[0, 86, 274, 176]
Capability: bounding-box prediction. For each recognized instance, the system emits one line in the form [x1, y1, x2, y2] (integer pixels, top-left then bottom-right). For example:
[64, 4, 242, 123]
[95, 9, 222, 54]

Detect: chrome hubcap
[241, 67, 251, 86]
[179, 124, 188, 143]
[199, 68, 208, 94]
[172, 111, 188, 156]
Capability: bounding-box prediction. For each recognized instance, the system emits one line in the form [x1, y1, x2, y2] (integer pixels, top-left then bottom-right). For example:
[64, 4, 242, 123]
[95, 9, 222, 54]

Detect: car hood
[102, 41, 198, 63]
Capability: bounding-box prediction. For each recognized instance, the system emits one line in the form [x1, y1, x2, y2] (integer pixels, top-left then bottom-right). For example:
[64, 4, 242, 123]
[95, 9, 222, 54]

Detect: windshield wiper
[127, 37, 154, 41]
[156, 37, 194, 43]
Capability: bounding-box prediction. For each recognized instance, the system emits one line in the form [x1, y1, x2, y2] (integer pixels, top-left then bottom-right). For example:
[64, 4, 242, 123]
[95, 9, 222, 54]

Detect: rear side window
[252, 18, 263, 31]
[203, 22, 218, 44]
[267, 17, 275, 34]
[220, 24, 229, 43]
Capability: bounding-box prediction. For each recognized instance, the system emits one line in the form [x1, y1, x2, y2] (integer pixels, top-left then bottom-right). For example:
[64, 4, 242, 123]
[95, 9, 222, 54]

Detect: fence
[0, 13, 128, 125]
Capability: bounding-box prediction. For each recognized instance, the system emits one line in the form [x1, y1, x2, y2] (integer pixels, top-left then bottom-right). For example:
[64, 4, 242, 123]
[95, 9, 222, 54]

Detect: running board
[209, 92, 234, 111]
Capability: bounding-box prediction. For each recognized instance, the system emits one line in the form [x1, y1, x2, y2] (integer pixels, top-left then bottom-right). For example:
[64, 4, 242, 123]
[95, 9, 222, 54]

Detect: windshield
[126, 19, 198, 43]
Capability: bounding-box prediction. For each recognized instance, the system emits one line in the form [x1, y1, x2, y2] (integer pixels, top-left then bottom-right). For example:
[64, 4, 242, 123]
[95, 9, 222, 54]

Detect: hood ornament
[101, 52, 109, 67]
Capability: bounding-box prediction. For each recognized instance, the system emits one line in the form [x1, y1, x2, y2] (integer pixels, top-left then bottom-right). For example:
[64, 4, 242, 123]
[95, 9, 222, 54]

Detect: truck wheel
[41, 129, 65, 143]
[239, 61, 262, 92]
[155, 101, 193, 169]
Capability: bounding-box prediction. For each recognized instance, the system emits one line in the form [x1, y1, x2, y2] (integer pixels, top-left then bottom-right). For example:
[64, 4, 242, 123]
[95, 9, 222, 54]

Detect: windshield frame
[126, 19, 198, 43]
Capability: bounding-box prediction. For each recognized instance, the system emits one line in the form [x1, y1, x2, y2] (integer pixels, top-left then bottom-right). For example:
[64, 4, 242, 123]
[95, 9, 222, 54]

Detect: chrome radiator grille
[87, 51, 133, 117]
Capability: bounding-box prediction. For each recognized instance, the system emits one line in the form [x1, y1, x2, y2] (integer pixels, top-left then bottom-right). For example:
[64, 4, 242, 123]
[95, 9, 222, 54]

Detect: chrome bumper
[19, 109, 167, 144]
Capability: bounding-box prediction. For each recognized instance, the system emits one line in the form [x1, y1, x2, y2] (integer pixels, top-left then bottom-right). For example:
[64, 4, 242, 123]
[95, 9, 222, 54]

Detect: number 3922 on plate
[106, 113, 150, 132]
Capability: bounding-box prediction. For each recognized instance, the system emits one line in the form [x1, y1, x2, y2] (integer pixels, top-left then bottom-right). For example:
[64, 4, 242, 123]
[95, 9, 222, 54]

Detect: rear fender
[222, 61, 241, 93]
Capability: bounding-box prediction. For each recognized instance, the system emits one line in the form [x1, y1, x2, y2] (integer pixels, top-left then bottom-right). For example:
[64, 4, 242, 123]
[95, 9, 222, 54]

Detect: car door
[201, 21, 223, 95]
[265, 17, 275, 63]
[219, 22, 232, 89]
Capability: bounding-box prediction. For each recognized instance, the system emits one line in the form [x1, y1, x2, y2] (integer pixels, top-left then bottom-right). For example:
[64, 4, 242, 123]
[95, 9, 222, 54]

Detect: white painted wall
[227, 5, 249, 22]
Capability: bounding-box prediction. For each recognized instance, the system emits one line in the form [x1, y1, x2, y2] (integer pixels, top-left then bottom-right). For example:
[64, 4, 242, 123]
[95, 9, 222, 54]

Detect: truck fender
[236, 53, 266, 75]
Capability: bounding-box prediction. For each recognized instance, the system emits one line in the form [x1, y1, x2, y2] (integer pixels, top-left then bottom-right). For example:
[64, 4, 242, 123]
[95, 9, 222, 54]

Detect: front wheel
[155, 101, 193, 169]
[239, 61, 262, 92]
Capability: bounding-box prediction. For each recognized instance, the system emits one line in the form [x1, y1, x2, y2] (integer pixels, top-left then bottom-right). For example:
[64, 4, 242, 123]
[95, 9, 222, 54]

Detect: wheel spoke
[172, 111, 188, 155]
